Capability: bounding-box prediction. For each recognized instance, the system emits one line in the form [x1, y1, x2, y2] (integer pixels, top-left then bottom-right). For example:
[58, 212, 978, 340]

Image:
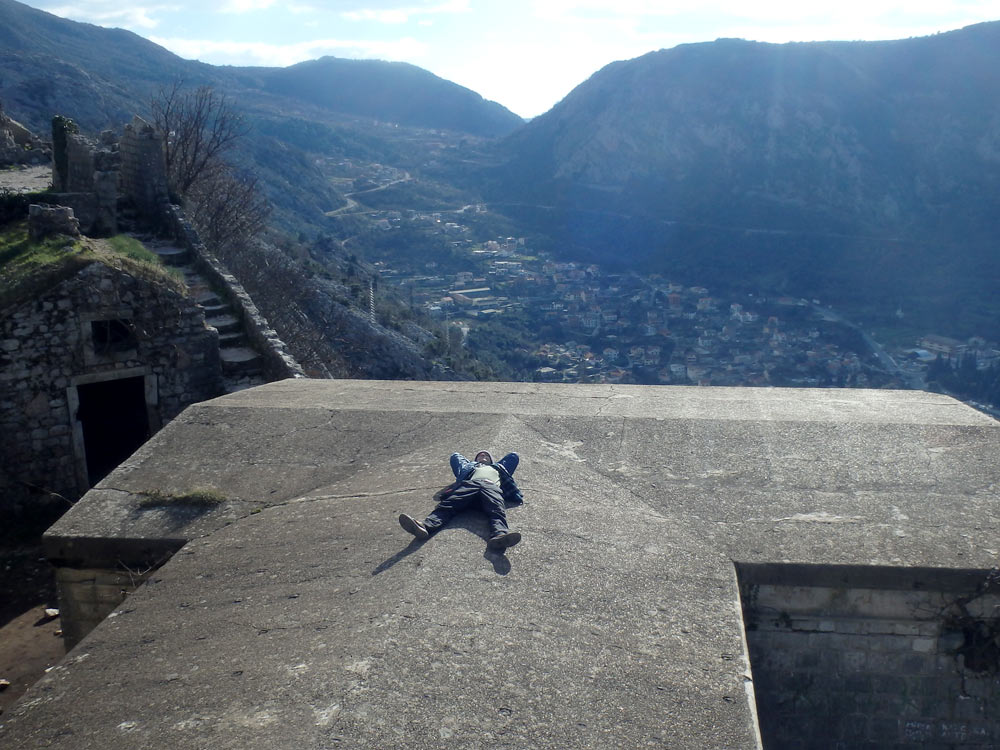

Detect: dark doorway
[76, 376, 151, 486]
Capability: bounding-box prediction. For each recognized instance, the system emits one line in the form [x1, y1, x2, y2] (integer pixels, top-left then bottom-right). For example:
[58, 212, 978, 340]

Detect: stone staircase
[144, 238, 267, 393]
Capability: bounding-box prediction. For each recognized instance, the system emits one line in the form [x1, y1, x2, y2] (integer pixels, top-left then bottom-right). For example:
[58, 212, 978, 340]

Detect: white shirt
[470, 464, 500, 484]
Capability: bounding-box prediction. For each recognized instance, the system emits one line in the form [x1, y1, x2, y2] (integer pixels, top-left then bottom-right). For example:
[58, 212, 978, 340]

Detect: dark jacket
[450, 452, 524, 506]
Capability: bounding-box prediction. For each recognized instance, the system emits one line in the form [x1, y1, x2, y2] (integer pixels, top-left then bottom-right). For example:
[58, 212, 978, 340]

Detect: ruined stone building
[2, 113, 301, 523]
[46, 118, 119, 237]
[0, 249, 223, 520]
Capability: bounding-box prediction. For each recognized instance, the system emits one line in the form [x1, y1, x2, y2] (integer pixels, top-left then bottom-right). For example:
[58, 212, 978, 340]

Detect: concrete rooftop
[3, 380, 999, 748]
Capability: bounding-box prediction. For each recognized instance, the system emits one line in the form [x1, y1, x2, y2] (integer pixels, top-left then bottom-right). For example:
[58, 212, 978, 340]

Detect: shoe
[399, 514, 429, 540]
[488, 531, 521, 550]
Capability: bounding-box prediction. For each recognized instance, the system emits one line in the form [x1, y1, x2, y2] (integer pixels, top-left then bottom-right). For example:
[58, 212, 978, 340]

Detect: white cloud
[531, 0, 1000, 35]
[150, 34, 429, 67]
[341, 0, 469, 24]
[219, 0, 276, 13]
[45, 2, 174, 29]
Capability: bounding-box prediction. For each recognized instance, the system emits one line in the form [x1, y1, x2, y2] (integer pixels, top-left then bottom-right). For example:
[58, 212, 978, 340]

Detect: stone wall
[0, 261, 223, 518]
[741, 567, 1000, 749]
[63, 133, 95, 193]
[162, 204, 305, 381]
[49, 127, 118, 235]
[118, 116, 169, 220]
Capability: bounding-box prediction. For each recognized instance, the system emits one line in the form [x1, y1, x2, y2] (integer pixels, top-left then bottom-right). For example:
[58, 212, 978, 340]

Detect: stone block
[29, 202, 82, 240]
[839, 648, 869, 672]
[835, 712, 868, 740]
[795, 648, 822, 670]
[841, 672, 871, 694]
[895, 653, 929, 675]
[878, 634, 915, 652]
[910, 636, 935, 653]
[870, 673, 906, 693]
[833, 619, 864, 634]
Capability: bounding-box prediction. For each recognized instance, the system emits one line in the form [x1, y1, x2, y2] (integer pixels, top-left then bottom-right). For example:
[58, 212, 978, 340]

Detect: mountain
[0, 0, 522, 138]
[4, 0, 999, 339]
[0, 0, 522, 239]
[252, 58, 522, 137]
[0, 0, 215, 131]
[487, 23, 1000, 335]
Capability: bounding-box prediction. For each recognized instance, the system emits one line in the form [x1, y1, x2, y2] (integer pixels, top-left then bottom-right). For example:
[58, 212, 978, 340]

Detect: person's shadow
[373, 486, 514, 576]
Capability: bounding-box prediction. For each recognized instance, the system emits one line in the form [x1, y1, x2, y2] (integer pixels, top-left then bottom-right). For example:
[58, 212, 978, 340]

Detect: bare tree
[150, 82, 268, 251]
[150, 82, 248, 194]
[186, 164, 270, 250]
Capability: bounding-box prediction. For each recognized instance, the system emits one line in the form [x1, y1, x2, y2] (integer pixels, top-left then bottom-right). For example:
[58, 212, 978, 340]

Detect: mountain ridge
[0, 0, 522, 137]
[484, 22, 1000, 334]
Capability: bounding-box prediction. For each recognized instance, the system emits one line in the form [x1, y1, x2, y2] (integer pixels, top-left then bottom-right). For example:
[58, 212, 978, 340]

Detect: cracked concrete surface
[4, 379, 1000, 749]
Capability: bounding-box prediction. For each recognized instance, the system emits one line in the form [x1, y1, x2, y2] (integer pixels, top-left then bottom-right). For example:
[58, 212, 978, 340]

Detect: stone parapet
[162, 203, 305, 381]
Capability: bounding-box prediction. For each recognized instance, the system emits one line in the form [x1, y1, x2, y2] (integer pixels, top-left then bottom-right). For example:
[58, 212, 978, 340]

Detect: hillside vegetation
[1, 0, 998, 348]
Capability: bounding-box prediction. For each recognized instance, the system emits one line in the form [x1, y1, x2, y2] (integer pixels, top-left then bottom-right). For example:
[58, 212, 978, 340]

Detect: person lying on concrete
[399, 450, 524, 550]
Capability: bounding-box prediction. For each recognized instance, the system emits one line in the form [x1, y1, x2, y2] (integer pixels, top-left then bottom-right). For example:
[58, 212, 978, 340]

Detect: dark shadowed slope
[496, 22, 1000, 235]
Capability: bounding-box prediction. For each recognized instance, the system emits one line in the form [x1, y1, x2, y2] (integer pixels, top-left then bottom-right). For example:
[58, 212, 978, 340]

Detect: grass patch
[106, 234, 185, 284]
[107, 234, 161, 264]
[0, 220, 89, 310]
[136, 488, 227, 507]
[0, 223, 185, 311]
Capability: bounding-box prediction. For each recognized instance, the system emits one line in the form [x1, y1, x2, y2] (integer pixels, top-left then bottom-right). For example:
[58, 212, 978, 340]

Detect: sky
[20, 0, 1000, 118]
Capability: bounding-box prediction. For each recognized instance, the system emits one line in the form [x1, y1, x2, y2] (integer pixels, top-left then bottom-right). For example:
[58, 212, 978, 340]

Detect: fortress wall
[743, 571, 1000, 748]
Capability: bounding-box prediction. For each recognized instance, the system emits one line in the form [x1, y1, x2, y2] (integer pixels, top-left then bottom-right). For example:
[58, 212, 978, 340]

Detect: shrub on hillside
[0, 189, 30, 226]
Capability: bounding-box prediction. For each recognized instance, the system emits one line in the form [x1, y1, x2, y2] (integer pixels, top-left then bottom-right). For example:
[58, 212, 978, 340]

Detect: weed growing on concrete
[136, 488, 227, 507]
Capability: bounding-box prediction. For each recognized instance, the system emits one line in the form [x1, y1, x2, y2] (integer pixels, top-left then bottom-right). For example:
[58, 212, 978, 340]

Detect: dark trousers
[424, 479, 509, 538]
